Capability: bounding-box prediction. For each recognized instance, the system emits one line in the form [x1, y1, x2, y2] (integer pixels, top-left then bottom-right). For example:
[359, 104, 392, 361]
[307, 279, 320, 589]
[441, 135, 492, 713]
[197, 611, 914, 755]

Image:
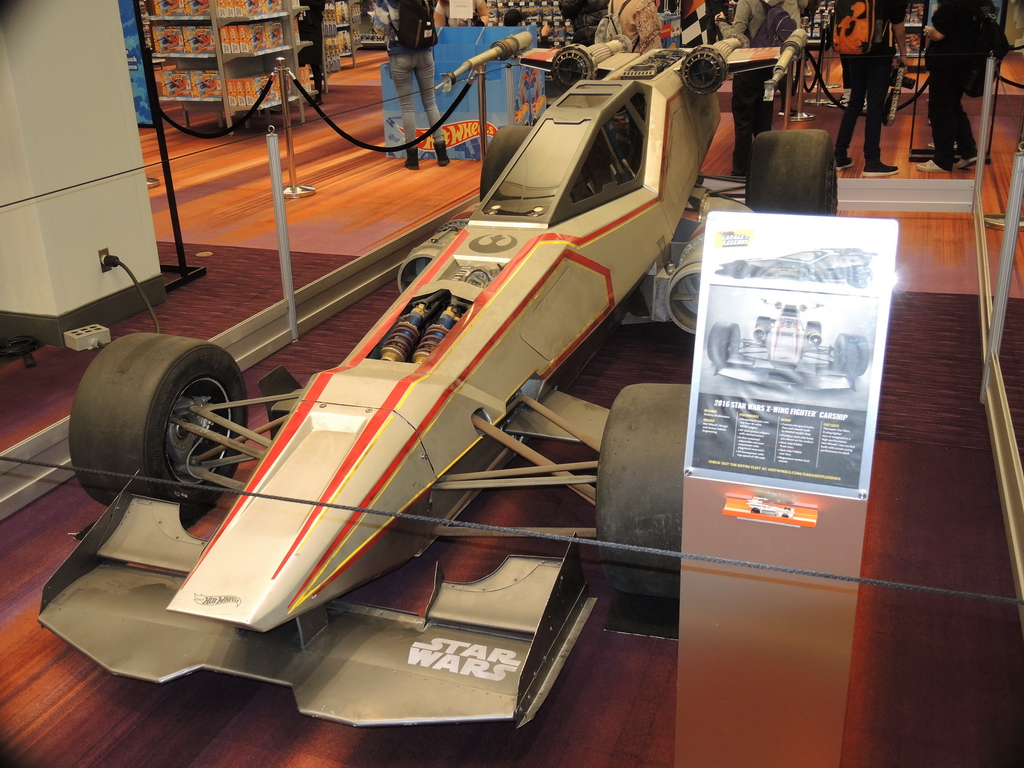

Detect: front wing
[39, 492, 594, 727]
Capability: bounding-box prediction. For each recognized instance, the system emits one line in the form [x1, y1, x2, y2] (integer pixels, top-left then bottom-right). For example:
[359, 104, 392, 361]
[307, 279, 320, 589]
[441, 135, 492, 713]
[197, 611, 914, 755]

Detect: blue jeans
[834, 54, 892, 163]
[390, 50, 444, 147]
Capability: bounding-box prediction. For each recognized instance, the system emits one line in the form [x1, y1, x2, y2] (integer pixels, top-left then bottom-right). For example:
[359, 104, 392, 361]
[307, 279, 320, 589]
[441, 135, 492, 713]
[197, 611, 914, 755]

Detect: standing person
[716, 0, 801, 176]
[915, 0, 990, 172]
[831, 0, 908, 176]
[608, 0, 663, 54]
[298, 0, 326, 103]
[374, 0, 450, 170]
[434, 0, 491, 27]
[560, 0, 609, 46]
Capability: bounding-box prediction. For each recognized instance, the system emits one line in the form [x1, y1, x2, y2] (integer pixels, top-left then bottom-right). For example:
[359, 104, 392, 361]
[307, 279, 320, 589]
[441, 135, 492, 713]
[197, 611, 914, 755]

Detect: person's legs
[390, 52, 419, 144]
[861, 55, 891, 163]
[951, 72, 977, 163]
[411, 50, 449, 165]
[834, 55, 865, 159]
[927, 69, 959, 170]
[730, 70, 762, 175]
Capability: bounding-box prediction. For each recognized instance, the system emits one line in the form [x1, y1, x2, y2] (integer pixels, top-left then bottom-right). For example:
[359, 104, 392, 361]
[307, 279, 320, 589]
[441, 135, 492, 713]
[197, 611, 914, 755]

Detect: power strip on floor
[63, 324, 110, 351]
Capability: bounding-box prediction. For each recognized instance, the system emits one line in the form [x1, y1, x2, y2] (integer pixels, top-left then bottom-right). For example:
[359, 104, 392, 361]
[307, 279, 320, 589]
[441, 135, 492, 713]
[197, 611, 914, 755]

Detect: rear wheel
[69, 333, 248, 525]
[596, 384, 689, 598]
[747, 129, 837, 215]
[833, 333, 870, 378]
[479, 125, 532, 198]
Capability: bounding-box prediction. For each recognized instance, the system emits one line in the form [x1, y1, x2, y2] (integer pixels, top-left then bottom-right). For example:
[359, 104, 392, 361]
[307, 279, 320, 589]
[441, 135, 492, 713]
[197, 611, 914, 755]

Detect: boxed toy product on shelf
[156, 0, 188, 16]
[153, 24, 187, 53]
[266, 19, 285, 47]
[192, 70, 222, 97]
[184, 25, 216, 53]
[187, 0, 211, 14]
[161, 69, 194, 97]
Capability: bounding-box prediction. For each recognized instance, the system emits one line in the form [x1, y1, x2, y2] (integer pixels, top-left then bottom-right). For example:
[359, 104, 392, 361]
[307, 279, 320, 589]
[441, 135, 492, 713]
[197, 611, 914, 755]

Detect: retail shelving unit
[323, 0, 356, 78]
[352, 0, 386, 48]
[148, 0, 309, 126]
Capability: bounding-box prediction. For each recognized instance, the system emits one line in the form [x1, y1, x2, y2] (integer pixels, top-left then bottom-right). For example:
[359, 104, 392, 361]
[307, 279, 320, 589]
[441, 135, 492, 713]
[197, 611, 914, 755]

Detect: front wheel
[596, 384, 689, 598]
[707, 322, 741, 373]
[69, 333, 248, 525]
[746, 129, 838, 215]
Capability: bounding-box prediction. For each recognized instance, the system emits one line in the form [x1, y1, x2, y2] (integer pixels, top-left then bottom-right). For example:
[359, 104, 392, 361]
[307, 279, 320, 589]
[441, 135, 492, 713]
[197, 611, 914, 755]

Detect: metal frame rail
[973, 56, 1024, 637]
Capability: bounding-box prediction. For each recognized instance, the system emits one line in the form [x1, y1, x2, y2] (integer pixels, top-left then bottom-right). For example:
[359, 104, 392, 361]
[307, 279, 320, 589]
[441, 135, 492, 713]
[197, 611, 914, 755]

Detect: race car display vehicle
[715, 247, 875, 288]
[707, 301, 870, 389]
[41, 28, 836, 727]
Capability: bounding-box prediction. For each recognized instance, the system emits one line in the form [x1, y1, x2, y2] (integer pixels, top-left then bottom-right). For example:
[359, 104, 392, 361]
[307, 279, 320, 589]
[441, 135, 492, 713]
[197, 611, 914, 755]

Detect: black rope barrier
[291, 75, 475, 152]
[6, 454, 1023, 608]
[158, 76, 278, 140]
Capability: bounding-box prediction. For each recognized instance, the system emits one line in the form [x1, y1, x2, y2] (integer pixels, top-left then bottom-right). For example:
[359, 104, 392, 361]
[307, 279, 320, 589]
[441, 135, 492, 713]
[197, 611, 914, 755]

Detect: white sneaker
[956, 156, 977, 169]
[916, 160, 950, 173]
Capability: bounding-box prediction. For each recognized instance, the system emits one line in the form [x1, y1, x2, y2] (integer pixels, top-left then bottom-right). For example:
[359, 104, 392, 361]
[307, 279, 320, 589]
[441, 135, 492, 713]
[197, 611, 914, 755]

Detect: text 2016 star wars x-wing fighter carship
[41, 24, 836, 727]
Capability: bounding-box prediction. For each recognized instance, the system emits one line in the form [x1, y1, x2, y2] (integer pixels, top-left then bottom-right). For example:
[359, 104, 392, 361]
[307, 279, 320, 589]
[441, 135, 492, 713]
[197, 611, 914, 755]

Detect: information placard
[684, 212, 897, 499]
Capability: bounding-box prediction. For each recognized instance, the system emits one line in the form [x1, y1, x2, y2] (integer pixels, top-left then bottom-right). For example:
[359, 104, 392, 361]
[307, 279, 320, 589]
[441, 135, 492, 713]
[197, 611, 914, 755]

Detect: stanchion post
[788, 49, 816, 121]
[266, 129, 301, 343]
[476, 63, 488, 161]
[275, 57, 316, 199]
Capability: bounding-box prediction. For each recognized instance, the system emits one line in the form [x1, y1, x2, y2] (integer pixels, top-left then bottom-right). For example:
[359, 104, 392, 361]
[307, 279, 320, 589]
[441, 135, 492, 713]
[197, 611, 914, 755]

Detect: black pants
[834, 53, 890, 163]
[927, 66, 977, 171]
[731, 69, 774, 175]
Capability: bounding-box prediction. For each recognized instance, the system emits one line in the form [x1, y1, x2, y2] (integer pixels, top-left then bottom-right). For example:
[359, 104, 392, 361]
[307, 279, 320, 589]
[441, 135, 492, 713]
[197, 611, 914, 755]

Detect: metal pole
[788, 50, 815, 121]
[981, 148, 1024, 398]
[476, 63, 488, 161]
[266, 129, 300, 343]
[783, 65, 792, 130]
[275, 57, 316, 199]
[973, 56, 997, 206]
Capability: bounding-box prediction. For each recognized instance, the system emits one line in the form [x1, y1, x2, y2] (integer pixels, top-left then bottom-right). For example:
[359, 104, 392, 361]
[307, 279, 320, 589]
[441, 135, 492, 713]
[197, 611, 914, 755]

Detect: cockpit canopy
[477, 81, 649, 227]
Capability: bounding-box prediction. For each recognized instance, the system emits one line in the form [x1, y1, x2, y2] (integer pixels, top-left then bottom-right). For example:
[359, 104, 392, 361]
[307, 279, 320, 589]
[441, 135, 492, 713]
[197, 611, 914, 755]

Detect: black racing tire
[848, 265, 872, 289]
[833, 333, 870, 378]
[479, 125, 532, 198]
[596, 384, 689, 598]
[746, 129, 838, 216]
[69, 333, 248, 525]
[727, 260, 749, 278]
[707, 321, 741, 373]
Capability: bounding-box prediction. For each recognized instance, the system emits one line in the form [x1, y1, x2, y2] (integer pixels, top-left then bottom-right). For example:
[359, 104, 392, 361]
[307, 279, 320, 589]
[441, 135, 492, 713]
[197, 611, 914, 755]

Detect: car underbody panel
[40, 491, 594, 727]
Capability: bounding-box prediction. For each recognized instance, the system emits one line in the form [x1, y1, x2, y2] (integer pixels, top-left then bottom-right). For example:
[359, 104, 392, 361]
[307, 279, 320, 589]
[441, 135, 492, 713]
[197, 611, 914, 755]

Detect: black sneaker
[863, 161, 898, 177]
[834, 155, 853, 170]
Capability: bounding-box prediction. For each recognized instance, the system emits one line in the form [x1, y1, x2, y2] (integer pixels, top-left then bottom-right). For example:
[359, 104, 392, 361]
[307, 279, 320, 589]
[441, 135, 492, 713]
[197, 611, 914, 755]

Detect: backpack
[395, 0, 437, 48]
[963, 0, 1010, 60]
[594, 0, 636, 46]
[750, 2, 797, 47]
[832, 0, 880, 54]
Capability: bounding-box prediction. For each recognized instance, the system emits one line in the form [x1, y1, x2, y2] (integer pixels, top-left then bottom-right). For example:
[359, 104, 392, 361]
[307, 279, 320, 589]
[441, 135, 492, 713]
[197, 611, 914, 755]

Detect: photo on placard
[698, 285, 879, 411]
[712, 245, 877, 291]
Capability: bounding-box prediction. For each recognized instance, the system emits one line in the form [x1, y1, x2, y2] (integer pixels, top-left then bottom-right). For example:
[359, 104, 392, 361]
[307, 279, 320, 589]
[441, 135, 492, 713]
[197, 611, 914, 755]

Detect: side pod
[40, 489, 594, 726]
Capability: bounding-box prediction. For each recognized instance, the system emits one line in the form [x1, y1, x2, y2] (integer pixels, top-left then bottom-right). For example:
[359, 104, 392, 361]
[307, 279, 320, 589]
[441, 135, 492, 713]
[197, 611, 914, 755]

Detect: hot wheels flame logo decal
[408, 637, 521, 681]
[416, 121, 498, 149]
[194, 593, 241, 607]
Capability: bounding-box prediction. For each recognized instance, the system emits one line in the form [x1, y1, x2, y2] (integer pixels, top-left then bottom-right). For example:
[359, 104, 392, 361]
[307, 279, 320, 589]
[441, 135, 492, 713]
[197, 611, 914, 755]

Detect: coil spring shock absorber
[412, 304, 463, 364]
[380, 303, 431, 362]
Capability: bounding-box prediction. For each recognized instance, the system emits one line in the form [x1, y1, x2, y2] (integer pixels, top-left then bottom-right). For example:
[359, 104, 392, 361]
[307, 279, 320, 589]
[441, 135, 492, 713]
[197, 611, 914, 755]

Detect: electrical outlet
[98, 247, 112, 273]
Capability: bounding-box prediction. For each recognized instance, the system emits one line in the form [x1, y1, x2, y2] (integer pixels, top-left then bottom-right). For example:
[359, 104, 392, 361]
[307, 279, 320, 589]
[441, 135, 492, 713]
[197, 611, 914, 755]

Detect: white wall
[0, 0, 159, 319]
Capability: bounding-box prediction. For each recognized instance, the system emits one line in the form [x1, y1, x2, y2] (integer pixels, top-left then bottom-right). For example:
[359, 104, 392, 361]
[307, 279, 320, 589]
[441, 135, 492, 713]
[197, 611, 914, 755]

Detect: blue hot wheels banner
[119, 0, 153, 126]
